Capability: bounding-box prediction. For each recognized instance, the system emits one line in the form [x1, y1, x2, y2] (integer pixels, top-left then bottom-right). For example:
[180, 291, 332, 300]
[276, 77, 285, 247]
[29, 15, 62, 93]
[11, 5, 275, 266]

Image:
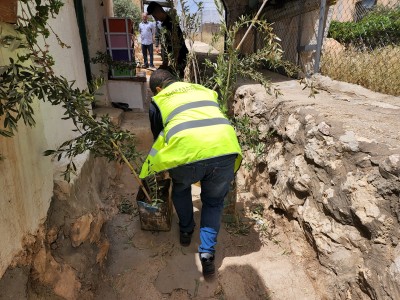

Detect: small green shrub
[328, 6, 400, 49]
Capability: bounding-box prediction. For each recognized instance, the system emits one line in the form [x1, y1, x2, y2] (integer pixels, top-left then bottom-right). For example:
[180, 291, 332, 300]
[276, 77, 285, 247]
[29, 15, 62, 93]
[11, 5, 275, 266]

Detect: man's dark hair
[147, 2, 162, 14]
[149, 69, 177, 94]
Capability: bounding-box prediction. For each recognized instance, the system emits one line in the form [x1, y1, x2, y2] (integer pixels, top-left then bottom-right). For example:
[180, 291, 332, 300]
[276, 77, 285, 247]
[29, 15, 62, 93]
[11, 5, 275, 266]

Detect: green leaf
[0, 129, 14, 137]
[43, 149, 56, 156]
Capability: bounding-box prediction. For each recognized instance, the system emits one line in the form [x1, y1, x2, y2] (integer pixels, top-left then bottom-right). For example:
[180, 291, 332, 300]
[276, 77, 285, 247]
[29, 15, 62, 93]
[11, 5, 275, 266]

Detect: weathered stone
[96, 239, 110, 267]
[233, 84, 271, 118]
[355, 155, 372, 168]
[293, 174, 311, 193]
[287, 156, 312, 195]
[285, 114, 301, 143]
[89, 212, 107, 244]
[53, 180, 71, 202]
[389, 245, 400, 281]
[380, 154, 400, 178]
[70, 213, 94, 247]
[32, 248, 81, 300]
[318, 121, 331, 136]
[46, 227, 59, 245]
[304, 137, 326, 167]
[258, 121, 272, 140]
[358, 139, 381, 155]
[341, 172, 388, 241]
[326, 246, 362, 277]
[339, 131, 359, 152]
[367, 169, 397, 194]
[234, 80, 400, 299]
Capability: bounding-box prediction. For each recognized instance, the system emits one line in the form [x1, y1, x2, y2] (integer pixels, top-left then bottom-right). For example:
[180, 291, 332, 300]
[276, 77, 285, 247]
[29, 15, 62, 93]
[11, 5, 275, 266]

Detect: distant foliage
[328, 6, 400, 49]
[113, 0, 141, 28]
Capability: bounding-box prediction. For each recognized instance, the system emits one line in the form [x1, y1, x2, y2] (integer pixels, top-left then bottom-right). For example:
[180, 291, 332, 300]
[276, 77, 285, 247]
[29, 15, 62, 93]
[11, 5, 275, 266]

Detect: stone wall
[233, 74, 400, 299]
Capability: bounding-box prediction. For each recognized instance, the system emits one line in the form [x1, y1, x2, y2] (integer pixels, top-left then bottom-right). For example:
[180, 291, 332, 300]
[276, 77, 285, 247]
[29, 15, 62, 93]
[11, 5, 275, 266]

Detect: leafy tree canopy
[113, 0, 141, 29]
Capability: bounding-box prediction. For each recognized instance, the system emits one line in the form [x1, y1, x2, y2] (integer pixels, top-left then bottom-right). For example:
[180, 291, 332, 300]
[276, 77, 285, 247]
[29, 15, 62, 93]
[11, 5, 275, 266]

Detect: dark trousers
[141, 44, 153, 66]
[168, 154, 236, 254]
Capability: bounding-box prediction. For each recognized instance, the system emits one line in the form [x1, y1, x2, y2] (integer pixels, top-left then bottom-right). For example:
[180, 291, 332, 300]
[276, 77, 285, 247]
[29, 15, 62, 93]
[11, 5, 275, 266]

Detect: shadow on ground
[91, 159, 318, 299]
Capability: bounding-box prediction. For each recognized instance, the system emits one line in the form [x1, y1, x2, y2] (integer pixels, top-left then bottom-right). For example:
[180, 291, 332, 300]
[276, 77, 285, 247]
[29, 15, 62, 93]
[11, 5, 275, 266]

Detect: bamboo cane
[212, 0, 270, 92]
[111, 141, 153, 203]
[235, 0, 270, 51]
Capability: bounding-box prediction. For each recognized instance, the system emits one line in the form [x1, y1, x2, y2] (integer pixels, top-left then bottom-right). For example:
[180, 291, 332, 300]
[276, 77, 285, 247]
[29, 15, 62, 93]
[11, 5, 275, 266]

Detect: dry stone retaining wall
[233, 79, 400, 299]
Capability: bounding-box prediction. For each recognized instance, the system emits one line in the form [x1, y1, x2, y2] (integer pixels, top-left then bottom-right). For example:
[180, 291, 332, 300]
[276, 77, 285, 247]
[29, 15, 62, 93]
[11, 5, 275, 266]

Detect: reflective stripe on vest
[148, 131, 164, 156]
[165, 100, 220, 124]
[166, 118, 230, 143]
[149, 147, 158, 157]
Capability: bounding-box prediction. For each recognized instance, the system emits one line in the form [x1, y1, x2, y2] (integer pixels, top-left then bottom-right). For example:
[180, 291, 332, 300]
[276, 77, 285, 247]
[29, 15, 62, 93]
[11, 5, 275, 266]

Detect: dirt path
[93, 169, 320, 299]
[90, 112, 322, 299]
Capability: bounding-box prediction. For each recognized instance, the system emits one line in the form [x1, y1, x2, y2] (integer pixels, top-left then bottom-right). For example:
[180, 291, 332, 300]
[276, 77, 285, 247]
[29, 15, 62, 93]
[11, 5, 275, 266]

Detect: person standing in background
[139, 13, 155, 69]
[147, 2, 188, 77]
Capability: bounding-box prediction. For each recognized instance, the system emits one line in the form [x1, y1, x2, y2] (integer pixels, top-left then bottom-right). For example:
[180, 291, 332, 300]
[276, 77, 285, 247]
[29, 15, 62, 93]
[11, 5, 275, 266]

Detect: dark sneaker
[199, 253, 215, 277]
[180, 230, 193, 247]
[141, 64, 148, 68]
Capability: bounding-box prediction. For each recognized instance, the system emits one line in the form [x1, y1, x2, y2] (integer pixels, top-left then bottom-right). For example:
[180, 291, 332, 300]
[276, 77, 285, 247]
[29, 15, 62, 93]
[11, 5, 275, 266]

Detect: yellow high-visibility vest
[139, 82, 242, 179]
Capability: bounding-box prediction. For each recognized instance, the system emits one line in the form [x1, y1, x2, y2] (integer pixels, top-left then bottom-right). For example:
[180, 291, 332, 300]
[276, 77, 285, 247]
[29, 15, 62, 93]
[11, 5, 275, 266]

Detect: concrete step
[138, 54, 162, 67]
[93, 107, 124, 126]
[137, 53, 163, 76]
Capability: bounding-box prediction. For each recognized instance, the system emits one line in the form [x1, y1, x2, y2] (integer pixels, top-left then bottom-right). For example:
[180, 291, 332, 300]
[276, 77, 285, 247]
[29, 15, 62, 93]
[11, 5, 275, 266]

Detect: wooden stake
[235, 0, 270, 51]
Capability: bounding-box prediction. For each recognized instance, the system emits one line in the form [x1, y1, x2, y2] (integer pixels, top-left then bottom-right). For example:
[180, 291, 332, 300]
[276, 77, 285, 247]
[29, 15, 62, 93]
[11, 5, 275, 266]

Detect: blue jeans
[141, 44, 153, 66]
[168, 154, 236, 254]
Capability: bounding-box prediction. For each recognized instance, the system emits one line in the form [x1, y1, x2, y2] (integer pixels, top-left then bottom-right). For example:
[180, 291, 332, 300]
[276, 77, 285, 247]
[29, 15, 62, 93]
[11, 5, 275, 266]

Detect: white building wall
[0, 0, 89, 278]
[40, 0, 87, 149]
[0, 22, 53, 278]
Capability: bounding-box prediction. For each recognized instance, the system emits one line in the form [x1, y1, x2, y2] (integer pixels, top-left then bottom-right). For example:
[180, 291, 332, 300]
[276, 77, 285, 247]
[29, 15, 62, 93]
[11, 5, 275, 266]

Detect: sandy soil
[91, 164, 321, 300]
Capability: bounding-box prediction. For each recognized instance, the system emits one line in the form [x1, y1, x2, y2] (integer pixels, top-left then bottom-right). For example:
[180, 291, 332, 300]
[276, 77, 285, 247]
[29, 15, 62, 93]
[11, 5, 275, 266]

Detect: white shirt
[139, 21, 155, 45]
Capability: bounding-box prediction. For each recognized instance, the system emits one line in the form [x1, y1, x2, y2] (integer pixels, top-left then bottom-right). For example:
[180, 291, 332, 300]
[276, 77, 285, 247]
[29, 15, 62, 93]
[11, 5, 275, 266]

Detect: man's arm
[149, 102, 163, 140]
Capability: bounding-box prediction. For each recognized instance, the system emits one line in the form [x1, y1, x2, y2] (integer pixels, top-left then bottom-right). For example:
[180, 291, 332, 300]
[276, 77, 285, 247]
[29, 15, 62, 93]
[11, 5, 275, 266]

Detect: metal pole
[296, 0, 305, 67]
[314, 0, 327, 74]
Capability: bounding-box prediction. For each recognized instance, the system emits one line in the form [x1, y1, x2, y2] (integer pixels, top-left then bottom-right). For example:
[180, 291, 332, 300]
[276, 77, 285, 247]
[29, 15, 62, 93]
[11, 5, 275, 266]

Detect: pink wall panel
[110, 35, 128, 48]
